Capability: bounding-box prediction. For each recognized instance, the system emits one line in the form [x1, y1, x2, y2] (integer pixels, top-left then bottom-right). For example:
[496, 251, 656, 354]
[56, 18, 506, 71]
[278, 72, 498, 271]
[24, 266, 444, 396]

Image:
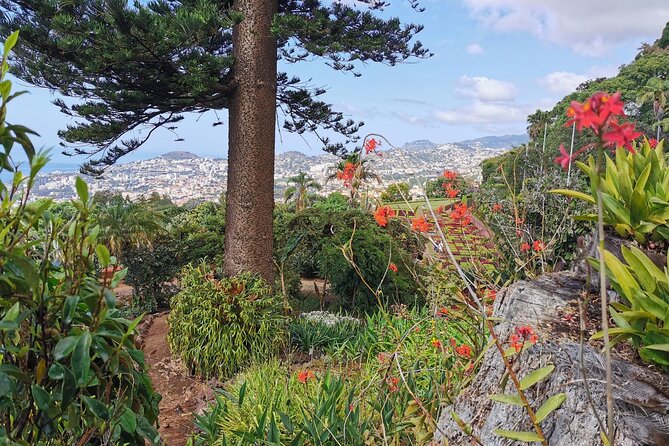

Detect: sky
[8, 0, 669, 168]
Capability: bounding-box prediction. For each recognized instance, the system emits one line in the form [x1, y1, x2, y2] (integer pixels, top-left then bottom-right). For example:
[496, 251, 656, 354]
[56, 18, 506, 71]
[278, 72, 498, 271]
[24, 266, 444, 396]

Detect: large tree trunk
[224, 0, 277, 283]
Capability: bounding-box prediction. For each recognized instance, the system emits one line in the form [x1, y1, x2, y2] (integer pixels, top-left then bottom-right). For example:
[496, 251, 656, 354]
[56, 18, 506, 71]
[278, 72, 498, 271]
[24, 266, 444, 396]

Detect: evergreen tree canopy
[0, 0, 429, 173]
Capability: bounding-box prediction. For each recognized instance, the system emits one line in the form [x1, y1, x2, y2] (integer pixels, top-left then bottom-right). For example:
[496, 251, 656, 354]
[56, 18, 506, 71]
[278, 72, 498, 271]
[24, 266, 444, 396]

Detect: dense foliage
[0, 35, 160, 444]
[168, 264, 286, 379]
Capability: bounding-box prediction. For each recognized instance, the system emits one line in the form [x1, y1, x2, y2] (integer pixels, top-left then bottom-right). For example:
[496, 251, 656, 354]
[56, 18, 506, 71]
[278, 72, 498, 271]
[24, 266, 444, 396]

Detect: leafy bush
[122, 234, 182, 308]
[288, 312, 362, 355]
[554, 140, 669, 244]
[168, 264, 287, 378]
[0, 33, 160, 445]
[190, 360, 445, 446]
[595, 245, 669, 367]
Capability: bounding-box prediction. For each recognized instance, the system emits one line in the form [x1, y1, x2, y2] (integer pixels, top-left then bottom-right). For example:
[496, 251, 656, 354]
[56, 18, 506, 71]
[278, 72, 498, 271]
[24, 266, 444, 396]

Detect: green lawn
[384, 198, 455, 212]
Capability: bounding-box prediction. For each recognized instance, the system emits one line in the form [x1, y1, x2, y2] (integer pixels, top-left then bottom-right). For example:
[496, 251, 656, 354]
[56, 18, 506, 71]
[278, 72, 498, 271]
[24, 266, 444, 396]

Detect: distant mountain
[401, 140, 439, 151]
[455, 134, 528, 150]
[161, 151, 200, 160]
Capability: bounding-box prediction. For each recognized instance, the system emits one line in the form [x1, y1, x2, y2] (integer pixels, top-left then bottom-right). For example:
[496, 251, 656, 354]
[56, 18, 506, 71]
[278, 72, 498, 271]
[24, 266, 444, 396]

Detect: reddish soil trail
[141, 313, 216, 445]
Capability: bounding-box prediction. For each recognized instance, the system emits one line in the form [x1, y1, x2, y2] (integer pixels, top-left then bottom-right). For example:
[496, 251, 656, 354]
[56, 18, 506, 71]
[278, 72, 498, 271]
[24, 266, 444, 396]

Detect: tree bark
[224, 0, 277, 283]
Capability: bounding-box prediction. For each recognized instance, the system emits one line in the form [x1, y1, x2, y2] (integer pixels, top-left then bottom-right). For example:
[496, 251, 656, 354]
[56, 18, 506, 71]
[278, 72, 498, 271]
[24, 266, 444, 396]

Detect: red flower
[603, 121, 642, 153]
[412, 217, 430, 232]
[386, 376, 400, 392]
[513, 325, 539, 349]
[436, 206, 445, 214]
[364, 138, 380, 155]
[484, 289, 497, 301]
[297, 370, 315, 383]
[431, 338, 442, 349]
[509, 333, 523, 352]
[389, 263, 398, 273]
[446, 187, 459, 198]
[554, 144, 574, 172]
[533, 240, 545, 252]
[455, 344, 472, 358]
[515, 217, 524, 225]
[649, 138, 658, 148]
[449, 338, 457, 348]
[438, 306, 449, 317]
[337, 162, 357, 187]
[377, 352, 391, 363]
[491, 203, 503, 213]
[520, 242, 531, 252]
[374, 206, 396, 227]
[566, 92, 625, 133]
[443, 170, 458, 181]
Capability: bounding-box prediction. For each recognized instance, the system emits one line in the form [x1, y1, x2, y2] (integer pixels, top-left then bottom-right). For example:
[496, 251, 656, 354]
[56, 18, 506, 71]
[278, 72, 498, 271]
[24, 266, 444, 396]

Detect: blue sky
[8, 0, 669, 168]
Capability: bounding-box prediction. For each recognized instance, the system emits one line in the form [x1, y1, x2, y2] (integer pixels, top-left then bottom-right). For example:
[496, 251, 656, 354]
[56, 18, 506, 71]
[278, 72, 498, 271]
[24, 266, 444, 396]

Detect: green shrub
[288, 312, 362, 355]
[0, 33, 160, 445]
[168, 264, 287, 378]
[189, 361, 442, 446]
[594, 245, 669, 367]
[553, 140, 669, 244]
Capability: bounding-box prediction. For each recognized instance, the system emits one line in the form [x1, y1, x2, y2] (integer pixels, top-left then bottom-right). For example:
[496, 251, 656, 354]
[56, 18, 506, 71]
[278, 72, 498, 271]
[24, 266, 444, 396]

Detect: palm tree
[638, 77, 669, 140]
[326, 153, 382, 202]
[283, 171, 322, 211]
[96, 200, 165, 258]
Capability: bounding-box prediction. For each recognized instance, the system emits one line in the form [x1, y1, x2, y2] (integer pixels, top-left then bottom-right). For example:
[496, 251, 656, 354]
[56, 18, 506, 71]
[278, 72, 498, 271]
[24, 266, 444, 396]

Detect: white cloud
[539, 71, 589, 94]
[466, 43, 484, 55]
[391, 111, 438, 128]
[538, 65, 620, 94]
[462, 0, 669, 56]
[433, 101, 525, 125]
[454, 76, 517, 102]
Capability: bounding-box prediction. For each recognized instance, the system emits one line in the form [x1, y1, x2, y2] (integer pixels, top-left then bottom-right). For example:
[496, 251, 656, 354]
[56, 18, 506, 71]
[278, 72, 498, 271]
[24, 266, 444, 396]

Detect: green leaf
[549, 189, 596, 204]
[72, 331, 91, 385]
[1, 302, 20, 323]
[96, 244, 110, 268]
[54, 336, 79, 360]
[493, 429, 543, 442]
[82, 395, 109, 420]
[519, 365, 554, 390]
[535, 393, 566, 423]
[4, 30, 19, 55]
[62, 295, 79, 325]
[31, 384, 51, 410]
[641, 343, 669, 352]
[120, 407, 137, 433]
[0, 371, 16, 397]
[61, 366, 76, 407]
[75, 176, 89, 203]
[489, 393, 524, 406]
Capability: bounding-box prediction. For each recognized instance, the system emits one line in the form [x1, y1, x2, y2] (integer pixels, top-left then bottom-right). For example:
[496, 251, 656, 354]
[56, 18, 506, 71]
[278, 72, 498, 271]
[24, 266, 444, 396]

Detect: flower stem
[595, 141, 615, 445]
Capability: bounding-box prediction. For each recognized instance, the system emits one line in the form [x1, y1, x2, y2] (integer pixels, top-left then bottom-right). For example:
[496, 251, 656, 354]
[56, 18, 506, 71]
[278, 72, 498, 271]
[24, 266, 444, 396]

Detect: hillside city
[32, 135, 527, 204]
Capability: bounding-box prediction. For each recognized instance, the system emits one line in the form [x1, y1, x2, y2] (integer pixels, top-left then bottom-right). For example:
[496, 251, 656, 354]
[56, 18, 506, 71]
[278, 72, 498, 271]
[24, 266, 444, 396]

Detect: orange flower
[443, 170, 458, 181]
[450, 202, 471, 226]
[449, 338, 457, 348]
[297, 370, 315, 383]
[520, 242, 531, 252]
[491, 203, 503, 213]
[431, 338, 442, 349]
[533, 240, 545, 252]
[374, 206, 396, 227]
[389, 263, 398, 273]
[364, 137, 380, 154]
[412, 217, 430, 232]
[484, 289, 497, 301]
[455, 344, 472, 358]
[438, 306, 449, 317]
[386, 376, 400, 392]
[336, 162, 357, 187]
[509, 334, 523, 352]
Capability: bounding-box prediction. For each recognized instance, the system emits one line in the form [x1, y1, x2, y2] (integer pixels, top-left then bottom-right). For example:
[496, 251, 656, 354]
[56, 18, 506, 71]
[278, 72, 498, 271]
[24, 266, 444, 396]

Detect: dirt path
[141, 313, 216, 445]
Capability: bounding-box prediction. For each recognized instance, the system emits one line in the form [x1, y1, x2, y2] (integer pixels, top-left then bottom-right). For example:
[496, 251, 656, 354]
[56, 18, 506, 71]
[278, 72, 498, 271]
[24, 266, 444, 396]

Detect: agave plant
[552, 139, 669, 244]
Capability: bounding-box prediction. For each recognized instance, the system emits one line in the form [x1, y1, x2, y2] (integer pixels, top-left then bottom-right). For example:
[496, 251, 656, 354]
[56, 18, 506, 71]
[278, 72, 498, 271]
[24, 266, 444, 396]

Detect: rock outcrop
[434, 273, 669, 445]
